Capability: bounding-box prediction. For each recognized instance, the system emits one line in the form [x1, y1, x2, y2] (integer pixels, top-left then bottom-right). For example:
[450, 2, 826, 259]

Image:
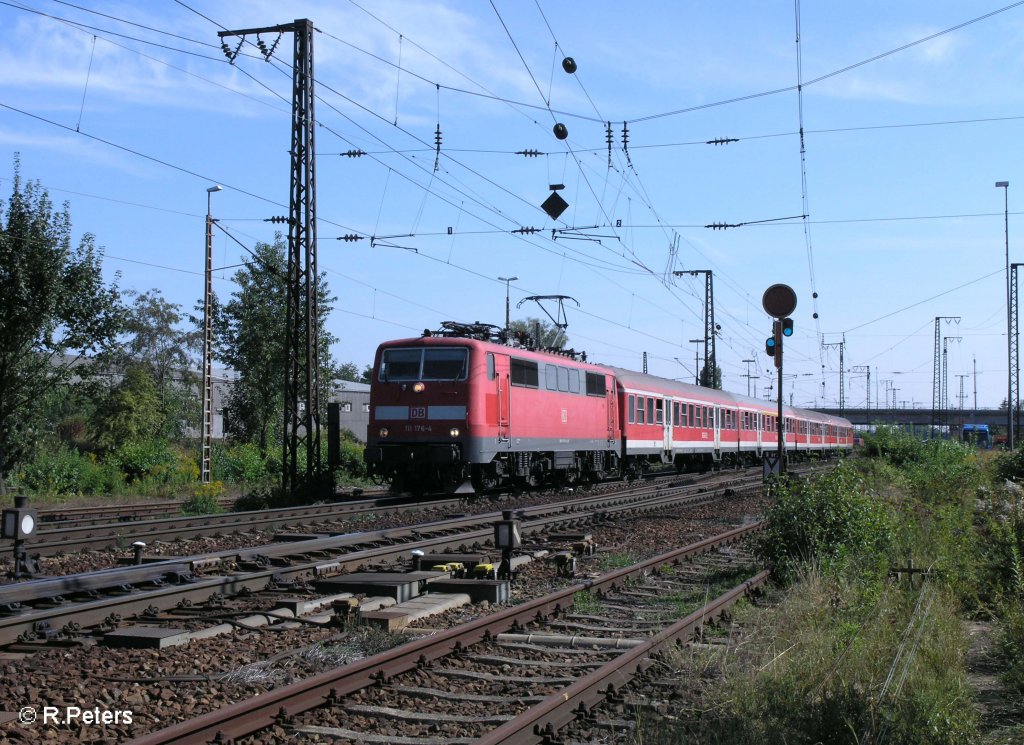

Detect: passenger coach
[363, 329, 853, 492]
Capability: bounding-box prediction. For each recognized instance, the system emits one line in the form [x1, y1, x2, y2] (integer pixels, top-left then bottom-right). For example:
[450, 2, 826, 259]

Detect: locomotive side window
[486, 353, 495, 381]
[586, 372, 604, 396]
[568, 369, 580, 393]
[628, 394, 636, 424]
[557, 366, 570, 392]
[511, 358, 539, 388]
[545, 365, 558, 390]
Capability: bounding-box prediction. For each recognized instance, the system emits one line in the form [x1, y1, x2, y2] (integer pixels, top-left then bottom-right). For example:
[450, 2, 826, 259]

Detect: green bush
[336, 439, 366, 479]
[110, 439, 173, 484]
[993, 446, 1024, 483]
[18, 445, 122, 497]
[758, 462, 892, 584]
[861, 426, 925, 467]
[217, 442, 273, 484]
[182, 481, 226, 515]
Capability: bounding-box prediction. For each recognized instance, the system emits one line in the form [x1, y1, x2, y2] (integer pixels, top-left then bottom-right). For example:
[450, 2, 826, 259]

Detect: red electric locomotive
[363, 324, 620, 492]
[363, 324, 853, 492]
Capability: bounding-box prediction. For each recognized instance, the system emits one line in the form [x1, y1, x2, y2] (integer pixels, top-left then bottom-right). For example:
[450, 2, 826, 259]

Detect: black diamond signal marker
[541, 191, 569, 221]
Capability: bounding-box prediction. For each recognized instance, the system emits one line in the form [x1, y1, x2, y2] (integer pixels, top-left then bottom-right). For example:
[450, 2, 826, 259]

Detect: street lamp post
[998, 180, 1012, 449]
[201, 185, 222, 485]
[498, 276, 518, 335]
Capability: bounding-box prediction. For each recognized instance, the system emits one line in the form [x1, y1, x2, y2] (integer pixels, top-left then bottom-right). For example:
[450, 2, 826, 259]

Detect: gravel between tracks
[0, 487, 768, 743]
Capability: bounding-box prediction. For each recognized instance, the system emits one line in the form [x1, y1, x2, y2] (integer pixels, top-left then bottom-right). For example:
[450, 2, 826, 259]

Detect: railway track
[131, 522, 768, 744]
[7, 466, 752, 557]
[0, 470, 760, 648]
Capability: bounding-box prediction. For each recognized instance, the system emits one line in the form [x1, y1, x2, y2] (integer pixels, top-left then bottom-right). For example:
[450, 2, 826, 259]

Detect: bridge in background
[814, 407, 1009, 435]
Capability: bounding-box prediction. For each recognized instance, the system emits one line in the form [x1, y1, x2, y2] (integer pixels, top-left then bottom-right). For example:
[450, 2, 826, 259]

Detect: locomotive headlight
[379, 427, 389, 438]
[449, 427, 460, 438]
[413, 382, 426, 393]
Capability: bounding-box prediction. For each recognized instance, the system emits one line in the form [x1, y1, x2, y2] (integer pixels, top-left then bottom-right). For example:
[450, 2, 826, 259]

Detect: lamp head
[207, 184, 223, 193]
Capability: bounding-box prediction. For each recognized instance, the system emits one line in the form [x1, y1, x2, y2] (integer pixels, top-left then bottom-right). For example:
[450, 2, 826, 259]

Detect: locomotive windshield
[380, 347, 468, 381]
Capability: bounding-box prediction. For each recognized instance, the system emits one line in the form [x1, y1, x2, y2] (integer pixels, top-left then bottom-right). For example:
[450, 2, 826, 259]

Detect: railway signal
[761, 285, 798, 477]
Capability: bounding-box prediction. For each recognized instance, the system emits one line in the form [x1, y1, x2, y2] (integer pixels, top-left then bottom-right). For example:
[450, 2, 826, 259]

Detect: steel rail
[129, 521, 766, 745]
[477, 569, 771, 744]
[0, 478, 743, 644]
[9, 467, 755, 557]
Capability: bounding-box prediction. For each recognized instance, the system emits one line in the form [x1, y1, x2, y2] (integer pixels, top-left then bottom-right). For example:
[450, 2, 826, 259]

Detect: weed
[181, 482, 225, 515]
[572, 591, 601, 614]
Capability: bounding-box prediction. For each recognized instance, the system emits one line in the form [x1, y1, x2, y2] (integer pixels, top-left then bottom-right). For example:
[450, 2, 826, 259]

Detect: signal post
[762, 285, 797, 477]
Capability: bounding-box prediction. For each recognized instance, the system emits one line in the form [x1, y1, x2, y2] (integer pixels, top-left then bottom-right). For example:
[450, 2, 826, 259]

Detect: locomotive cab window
[486, 353, 495, 381]
[380, 347, 469, 381]
[511, 358, 539, 388]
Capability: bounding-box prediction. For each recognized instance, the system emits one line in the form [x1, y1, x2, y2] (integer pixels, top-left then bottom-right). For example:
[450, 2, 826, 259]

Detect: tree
[339, 362, 372, 384]
[212, 236, 340, 456]
[700, 361, 723, 389]
[92, 365, 164, 449]
[0, 157, 124, 493]
[508, 317, 568, 349]
[110, 289, 199, 439]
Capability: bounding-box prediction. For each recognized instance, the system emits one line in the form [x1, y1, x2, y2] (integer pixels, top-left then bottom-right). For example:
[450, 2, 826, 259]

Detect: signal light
[766, 337, 777, 357]
[782, 317, 794, 337]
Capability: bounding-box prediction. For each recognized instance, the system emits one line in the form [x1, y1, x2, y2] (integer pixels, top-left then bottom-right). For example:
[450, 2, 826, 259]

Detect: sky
[1, 0, 1023, 412]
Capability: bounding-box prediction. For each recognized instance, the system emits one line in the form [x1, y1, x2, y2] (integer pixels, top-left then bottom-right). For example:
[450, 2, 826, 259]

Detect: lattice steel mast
[219, 19, 320, 494]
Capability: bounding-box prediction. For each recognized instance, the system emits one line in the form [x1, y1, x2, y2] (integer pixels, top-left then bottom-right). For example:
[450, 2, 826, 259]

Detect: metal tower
[219, 19, 321, 494]
[823, 338, 845, 416]
[673, 270, 716, 387]
[931, 317, 959, 435]
[1012, 263, 1023, 444]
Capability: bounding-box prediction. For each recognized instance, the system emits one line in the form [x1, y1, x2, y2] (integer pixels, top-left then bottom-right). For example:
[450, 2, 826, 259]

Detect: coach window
[637, 396, 646, 424]
[486, 353, 495, 381]
[586, 372, 604, 396]
[568, 369, 580, 393]
[655, 399, 664, 425]
[557, 366, 570, 392]
[511, 358, 539, 388]
[688, 403, 695, 427]
[628, 394, 636, 424]
[680, 403, 688, 427]
[647, 397, 655, 425]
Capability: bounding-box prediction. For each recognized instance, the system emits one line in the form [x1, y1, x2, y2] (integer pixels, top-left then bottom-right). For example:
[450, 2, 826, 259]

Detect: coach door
[713, 405, 722, 455]
[663, 398, 673, 456]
